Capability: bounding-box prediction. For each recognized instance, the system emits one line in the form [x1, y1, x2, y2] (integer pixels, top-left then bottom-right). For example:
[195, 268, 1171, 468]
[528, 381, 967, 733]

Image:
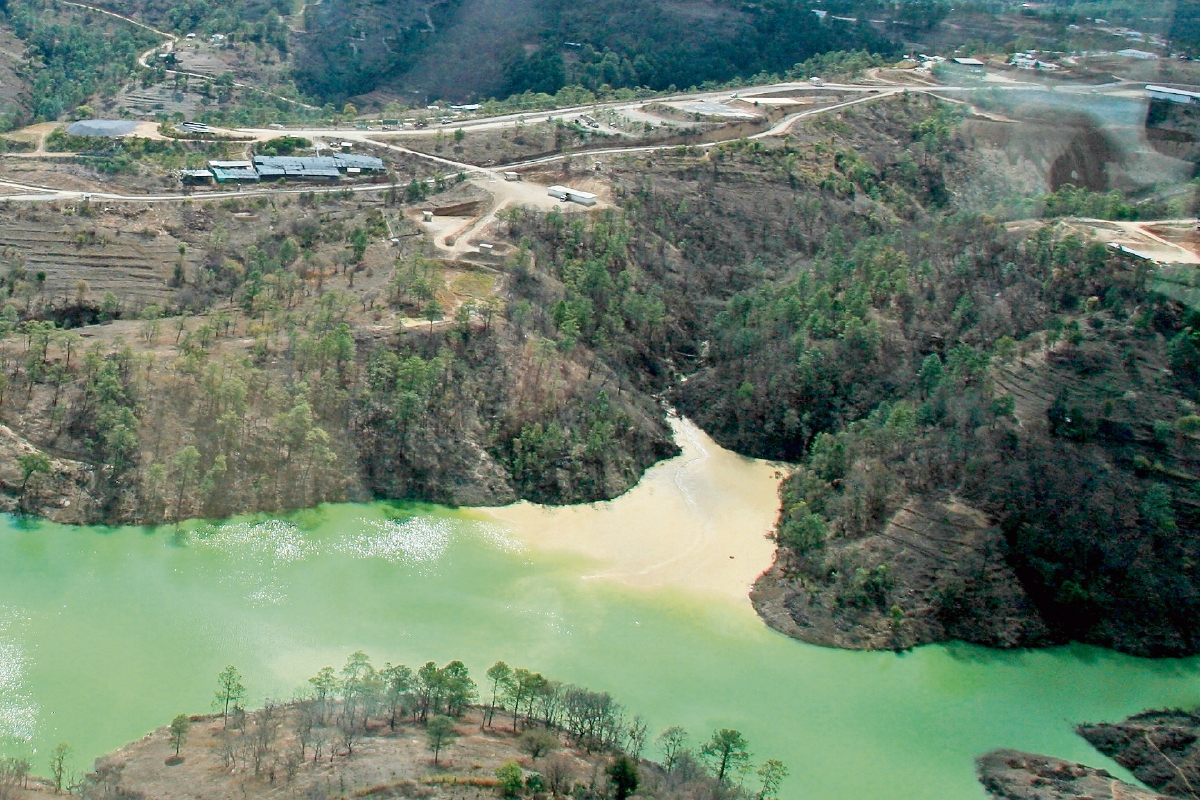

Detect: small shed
[179, 168, 213, 184]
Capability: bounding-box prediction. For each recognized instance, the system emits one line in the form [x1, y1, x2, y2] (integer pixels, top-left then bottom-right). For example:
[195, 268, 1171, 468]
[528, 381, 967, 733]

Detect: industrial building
[196, 153, 387, 183]
[208, 160, 259, 182]
[252, 156, 342, 181]
[547, 185, 597, 206]
[1146, 85, 1200, 105]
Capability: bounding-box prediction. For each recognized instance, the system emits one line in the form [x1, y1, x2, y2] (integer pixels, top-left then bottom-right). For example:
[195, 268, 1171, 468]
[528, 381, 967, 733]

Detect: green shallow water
[1, 502, 1198, 799]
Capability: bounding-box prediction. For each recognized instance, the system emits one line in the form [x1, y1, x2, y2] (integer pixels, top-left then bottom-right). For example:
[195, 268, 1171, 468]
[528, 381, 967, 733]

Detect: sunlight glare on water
[0, 606, 36, 746]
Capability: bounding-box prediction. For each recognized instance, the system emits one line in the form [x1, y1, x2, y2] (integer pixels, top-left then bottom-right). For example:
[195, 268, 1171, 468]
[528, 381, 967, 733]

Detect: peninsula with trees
[0, 654, 786, 800]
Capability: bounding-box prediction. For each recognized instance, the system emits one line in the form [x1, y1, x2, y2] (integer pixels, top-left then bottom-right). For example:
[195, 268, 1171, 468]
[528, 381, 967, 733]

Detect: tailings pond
[1, 419, 1197, 798]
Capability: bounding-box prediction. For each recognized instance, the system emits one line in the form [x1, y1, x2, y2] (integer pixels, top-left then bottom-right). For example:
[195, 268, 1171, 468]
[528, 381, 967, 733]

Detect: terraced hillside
[0, 206, 195, 310]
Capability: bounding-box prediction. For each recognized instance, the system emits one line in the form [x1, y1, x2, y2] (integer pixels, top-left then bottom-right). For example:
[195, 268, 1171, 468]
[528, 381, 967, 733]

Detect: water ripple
[333, 517, 452, 568]
[196, 519, 314, 564]
[0, 607, 37, 744]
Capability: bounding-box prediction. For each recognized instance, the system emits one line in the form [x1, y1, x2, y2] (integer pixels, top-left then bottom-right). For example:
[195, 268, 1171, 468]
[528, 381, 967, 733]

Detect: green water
[1, 502, 1198, 799]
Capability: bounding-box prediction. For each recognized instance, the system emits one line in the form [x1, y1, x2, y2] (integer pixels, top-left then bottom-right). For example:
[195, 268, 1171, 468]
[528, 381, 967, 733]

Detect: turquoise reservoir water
[0, 501, 1197, 799]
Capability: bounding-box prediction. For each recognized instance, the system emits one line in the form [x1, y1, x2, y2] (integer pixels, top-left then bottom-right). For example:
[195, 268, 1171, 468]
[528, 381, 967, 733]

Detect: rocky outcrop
[0, 424, 99, 524]
[1079, 710, 1200, 798]
[978, 749, 1169, 800]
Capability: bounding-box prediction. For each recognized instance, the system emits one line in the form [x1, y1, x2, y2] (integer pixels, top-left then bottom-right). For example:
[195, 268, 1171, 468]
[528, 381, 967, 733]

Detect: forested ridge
[496, 94, 1200, 656]
[2, 0, 158, 123]
[498, 0, 897, 98]
[0, 0, 900, 126]
[290, 0, 899, 104]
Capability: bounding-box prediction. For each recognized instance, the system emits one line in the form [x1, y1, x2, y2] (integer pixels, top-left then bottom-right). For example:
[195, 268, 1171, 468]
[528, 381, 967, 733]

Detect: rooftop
[66, 119, 139, 137]
[1117, 48, 1159, 59]
[1147, 84, 1200, 100]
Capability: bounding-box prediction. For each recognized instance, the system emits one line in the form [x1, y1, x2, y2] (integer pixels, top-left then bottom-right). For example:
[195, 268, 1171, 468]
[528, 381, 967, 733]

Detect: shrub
[496, 761, 523, 797]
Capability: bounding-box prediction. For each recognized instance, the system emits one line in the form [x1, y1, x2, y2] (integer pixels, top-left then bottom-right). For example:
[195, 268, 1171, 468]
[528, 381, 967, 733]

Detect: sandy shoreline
[478, 416, 784, 602]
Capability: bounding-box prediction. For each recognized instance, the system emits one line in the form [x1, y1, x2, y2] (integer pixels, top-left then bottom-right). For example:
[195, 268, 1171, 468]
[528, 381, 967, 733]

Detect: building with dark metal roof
[199, 153, 387, 184]
[330, 153, 386, 171]
[252, 156, 342, 180]
[209, 160, 260, 182]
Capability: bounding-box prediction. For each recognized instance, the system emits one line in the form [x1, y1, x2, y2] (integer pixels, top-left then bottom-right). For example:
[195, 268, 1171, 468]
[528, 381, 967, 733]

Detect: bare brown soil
[101, 710, 620, 800]
[386, 122, 624, 168]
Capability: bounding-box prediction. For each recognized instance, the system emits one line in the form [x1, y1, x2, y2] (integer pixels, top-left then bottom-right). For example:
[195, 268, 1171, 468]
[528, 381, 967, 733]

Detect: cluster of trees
[44, 129, 237, 174]
[354, 310, 672, 506]
[0, 317, 141, 505]
[254, 135, 311, 157]
[0, 756, 32, 798]
[185, 656, 788, 799]
[1039, 184, 1172, 221]
[4, 0, 158, 124]
[0, 184, 678, 521]
[14, 191, 653, 517]
[686, 202, 1200, 652]
[480, 662, 637, 753]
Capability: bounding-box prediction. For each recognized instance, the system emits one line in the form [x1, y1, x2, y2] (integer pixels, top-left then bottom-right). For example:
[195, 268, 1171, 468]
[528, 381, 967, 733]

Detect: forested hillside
[292, 0, 897, 104]
[0, 187, 677, 525]
[496, 95, 1200, 656]
[3, 0, 158, 122]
